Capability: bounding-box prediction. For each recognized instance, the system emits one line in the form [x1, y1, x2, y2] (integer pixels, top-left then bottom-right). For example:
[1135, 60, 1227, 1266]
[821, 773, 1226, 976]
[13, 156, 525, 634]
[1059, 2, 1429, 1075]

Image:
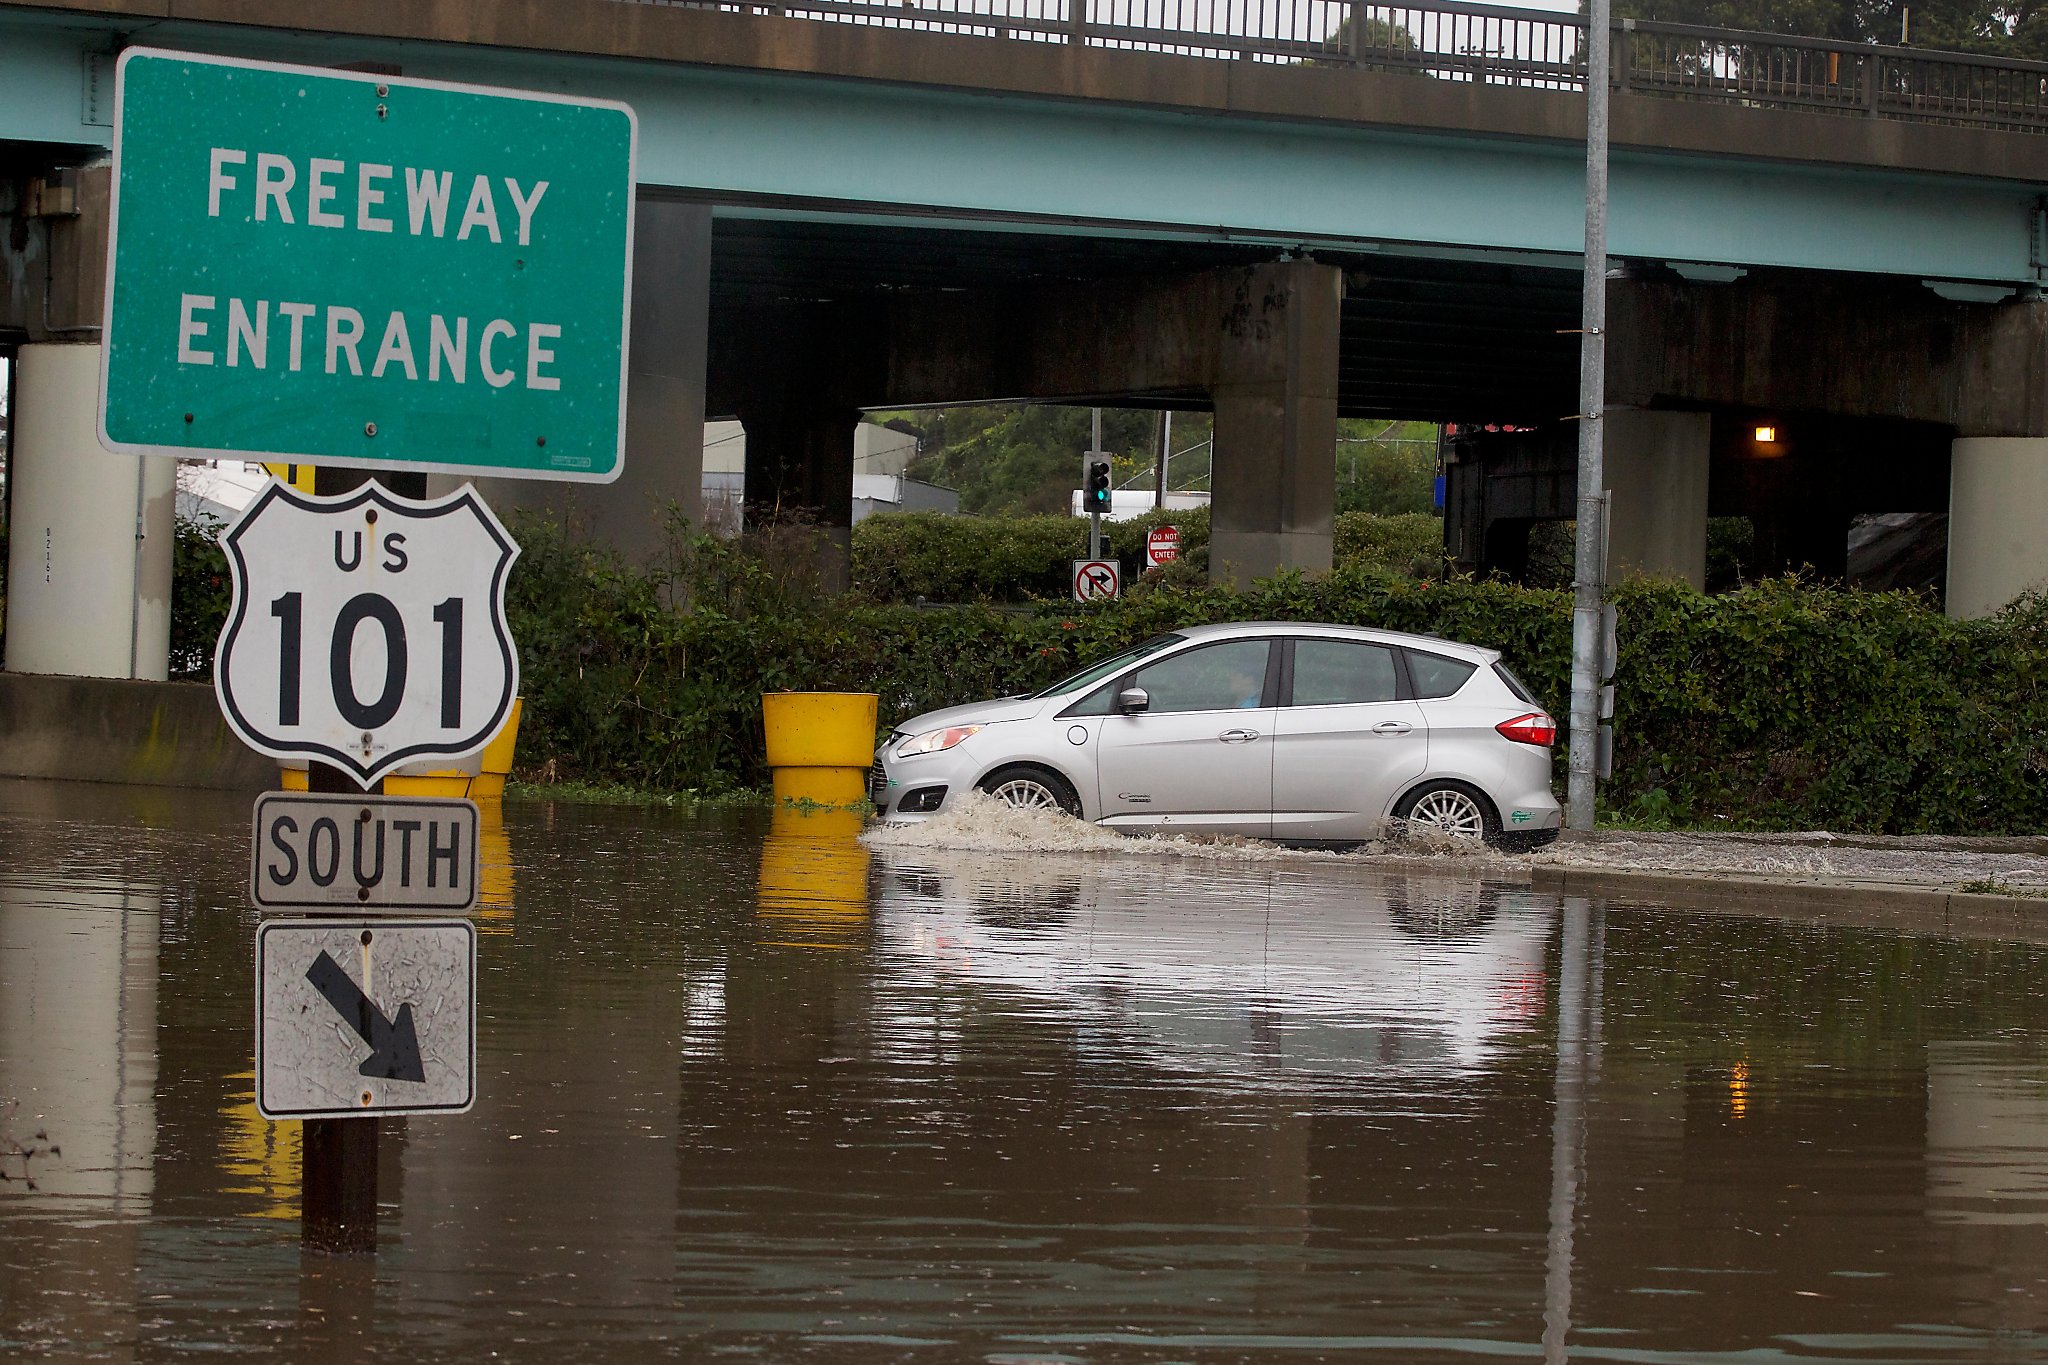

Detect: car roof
[1167, 620, 1500, 663]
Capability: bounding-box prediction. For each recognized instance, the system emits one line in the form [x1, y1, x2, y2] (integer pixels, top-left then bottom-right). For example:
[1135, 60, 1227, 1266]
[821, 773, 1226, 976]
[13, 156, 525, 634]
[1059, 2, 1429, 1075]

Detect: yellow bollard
[761, 691, 878, 807]
[279, 699, 522, 799]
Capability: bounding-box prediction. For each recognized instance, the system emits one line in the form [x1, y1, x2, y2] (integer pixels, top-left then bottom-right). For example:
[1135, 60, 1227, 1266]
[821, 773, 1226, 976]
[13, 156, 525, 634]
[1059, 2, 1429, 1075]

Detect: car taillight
[1496, 712, 1556, 746]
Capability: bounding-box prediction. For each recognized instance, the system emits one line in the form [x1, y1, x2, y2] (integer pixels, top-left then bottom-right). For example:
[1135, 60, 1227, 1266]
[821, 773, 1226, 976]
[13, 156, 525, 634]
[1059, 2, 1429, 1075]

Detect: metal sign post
[299, 468, 413, 1257]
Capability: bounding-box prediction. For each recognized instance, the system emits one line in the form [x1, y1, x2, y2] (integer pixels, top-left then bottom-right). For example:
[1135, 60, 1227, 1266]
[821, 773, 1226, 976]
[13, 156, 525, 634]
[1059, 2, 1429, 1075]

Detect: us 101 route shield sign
[214, 481, 520, 787]
[99, 48, 636, 482]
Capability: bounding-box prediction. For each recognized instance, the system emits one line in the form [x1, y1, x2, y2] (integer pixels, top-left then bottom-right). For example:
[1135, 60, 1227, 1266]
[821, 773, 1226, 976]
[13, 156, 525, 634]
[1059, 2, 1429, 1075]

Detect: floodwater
[4, 779, 2047, 1363]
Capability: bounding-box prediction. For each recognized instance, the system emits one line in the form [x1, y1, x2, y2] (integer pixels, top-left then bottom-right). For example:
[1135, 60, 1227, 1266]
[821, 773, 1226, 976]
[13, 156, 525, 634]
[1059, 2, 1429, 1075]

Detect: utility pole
[1566, 0, 1611, 833]
[1154, 411, 1171, 509]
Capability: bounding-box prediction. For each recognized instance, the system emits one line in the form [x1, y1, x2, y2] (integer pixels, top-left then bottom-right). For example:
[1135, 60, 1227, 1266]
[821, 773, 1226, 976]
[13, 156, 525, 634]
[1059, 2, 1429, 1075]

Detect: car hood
[891, 694, 1048, 741]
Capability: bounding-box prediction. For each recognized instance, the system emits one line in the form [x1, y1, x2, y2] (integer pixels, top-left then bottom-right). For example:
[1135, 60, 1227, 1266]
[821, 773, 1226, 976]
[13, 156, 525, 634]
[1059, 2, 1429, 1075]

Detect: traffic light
[1084, 459, 1113, 514]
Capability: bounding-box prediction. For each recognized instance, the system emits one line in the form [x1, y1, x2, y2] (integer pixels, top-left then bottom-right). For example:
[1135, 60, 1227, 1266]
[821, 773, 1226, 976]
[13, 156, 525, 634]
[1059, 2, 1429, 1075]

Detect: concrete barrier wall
[0, 673, 272, 791]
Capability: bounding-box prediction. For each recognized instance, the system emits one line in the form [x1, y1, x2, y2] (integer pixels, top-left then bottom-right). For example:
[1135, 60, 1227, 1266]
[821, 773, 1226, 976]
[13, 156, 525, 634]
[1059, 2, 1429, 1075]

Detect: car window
[1131, 639, 1272, 714]
[1033, 634, 1186, 698]
[1062, 680, 1120, 717]
[1494, 662, 1538, 705]
[1290, 640, 1400, 706]
[1406, 650, 1477, 699]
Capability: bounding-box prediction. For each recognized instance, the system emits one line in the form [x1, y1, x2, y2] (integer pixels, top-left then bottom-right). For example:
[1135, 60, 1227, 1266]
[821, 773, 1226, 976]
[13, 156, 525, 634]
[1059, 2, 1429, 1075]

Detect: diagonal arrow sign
[306, 950, 427, 1084]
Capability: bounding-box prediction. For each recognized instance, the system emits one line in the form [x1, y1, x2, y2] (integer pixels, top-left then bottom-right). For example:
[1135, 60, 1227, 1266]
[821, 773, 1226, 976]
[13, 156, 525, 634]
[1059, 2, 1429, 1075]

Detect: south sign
[214, 481, 519, 786]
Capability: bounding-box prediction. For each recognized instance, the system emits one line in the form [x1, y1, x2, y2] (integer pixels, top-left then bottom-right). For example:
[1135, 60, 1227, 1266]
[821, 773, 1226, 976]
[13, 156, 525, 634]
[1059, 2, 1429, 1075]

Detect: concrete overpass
[3, 0, 2047, 669]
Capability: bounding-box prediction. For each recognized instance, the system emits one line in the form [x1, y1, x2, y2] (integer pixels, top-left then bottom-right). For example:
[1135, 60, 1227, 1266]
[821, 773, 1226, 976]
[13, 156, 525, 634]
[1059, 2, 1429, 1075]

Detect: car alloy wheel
[1394, 781, 1499, 842]
[978, 765, 1081, 818]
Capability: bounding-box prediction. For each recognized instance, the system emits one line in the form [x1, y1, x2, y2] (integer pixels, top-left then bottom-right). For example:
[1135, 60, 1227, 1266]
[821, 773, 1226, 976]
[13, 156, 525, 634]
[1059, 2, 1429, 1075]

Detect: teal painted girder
[3, 8, 2038, 282]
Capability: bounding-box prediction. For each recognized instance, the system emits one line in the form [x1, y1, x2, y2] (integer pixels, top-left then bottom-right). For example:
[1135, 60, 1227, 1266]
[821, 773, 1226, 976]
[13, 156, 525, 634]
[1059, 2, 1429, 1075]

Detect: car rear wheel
[978, 765, 1082, 818]
[1392, 780, 1500, 844]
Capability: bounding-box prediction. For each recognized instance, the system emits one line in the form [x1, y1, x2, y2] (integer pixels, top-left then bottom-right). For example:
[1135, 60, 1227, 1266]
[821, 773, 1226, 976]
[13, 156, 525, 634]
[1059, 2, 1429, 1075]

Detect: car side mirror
[1117, 687, 1150, 714]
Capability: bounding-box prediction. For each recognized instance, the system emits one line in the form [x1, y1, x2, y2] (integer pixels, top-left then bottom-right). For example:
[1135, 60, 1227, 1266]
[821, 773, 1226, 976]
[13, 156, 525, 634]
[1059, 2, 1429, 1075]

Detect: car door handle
[1218, 728, 1260, 743]
[1372, 721, 1414, 736]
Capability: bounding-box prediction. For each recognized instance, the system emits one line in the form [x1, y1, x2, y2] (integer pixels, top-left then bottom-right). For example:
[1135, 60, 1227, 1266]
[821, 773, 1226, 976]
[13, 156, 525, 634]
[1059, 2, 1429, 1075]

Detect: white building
[701, 420, 959, 532]
[1069, 489, 1211, 522]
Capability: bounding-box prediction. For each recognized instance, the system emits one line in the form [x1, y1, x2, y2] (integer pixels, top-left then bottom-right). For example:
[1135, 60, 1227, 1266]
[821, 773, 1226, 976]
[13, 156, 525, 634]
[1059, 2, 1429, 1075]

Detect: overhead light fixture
[1753, 425, 1778, 444]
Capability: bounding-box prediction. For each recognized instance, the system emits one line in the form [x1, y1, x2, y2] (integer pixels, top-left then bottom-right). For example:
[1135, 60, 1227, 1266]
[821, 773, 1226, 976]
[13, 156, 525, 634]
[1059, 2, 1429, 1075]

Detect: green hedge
[504, 517, 2048, 833]
[851, 506, 1443, 602]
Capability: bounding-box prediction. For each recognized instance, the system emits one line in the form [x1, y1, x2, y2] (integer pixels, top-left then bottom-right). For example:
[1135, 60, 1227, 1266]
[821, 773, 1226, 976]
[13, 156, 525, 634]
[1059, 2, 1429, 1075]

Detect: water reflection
[869, 852, 1552, 1084]
[4, 781, 2048, 1361]
[219, 1076, 299, 1221]
[474, 802, 518, 934]
[757, 804, 872, 951]
[0, 837, 161, 1360]
[1543, 898, 1604, 1364]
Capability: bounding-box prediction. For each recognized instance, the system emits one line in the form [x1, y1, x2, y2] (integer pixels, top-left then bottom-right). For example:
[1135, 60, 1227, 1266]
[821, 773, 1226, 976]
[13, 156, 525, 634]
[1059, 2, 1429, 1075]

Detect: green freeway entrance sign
[100, 49, 637, 483]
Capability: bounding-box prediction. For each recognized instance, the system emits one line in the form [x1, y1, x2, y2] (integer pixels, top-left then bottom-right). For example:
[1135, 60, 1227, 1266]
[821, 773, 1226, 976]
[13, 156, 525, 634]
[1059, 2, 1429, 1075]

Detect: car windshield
[1032, 633, 1187, 698]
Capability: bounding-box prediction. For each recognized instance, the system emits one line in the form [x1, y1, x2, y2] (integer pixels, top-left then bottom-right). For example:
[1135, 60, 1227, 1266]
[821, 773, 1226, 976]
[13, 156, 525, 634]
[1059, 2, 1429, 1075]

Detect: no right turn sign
[1072, 559, 1121, 602]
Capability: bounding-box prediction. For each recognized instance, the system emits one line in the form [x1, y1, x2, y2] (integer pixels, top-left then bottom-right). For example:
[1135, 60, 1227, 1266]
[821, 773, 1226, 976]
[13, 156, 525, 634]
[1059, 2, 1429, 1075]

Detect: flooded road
[4, 778, 2047, 1362]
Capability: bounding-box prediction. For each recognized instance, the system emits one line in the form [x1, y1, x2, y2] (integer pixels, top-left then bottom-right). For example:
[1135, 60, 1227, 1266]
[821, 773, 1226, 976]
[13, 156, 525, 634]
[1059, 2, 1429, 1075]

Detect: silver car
[871, 622, 1562, 849]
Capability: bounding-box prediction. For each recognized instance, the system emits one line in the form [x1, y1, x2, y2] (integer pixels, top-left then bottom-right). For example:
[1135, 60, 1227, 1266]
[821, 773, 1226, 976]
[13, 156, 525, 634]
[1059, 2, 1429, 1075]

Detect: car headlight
[897, 724, 983, 757]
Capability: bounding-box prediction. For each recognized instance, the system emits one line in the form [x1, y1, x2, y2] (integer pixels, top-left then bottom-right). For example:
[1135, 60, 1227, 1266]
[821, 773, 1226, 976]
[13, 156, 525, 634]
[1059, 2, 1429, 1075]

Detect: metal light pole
[1089, 406, 1104, 558]
[1566, 0, 1611, 833]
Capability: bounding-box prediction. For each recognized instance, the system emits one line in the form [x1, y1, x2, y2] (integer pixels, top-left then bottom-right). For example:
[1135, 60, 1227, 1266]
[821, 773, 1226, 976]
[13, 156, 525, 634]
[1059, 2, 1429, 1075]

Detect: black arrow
[305, 950, 427, 1084]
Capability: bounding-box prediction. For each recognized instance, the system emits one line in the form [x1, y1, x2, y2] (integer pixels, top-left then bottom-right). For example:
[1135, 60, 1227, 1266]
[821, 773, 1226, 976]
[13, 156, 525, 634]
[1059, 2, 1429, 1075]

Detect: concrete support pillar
[1947, 437, 2048, 617]
[724, 295, 867, 595]
[4, 343, 175, 679]
[1603, 409, 1710, 589]
[469, 199, 710, 562]
[1207, 259, 1343, 587]
[737, 405, 859, 595]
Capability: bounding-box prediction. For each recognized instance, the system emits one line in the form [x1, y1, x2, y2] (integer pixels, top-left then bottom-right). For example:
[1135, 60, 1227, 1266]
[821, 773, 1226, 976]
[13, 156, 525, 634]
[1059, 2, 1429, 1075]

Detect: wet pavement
[4, 777, 2048, 1362]
[1535, 830, 2048, 893]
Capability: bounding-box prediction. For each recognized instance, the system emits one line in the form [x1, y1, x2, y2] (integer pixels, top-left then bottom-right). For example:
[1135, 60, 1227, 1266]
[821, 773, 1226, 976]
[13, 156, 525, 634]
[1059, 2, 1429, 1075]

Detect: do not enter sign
[214, 481, 519, 786]
[1147, 526, 1181, 567]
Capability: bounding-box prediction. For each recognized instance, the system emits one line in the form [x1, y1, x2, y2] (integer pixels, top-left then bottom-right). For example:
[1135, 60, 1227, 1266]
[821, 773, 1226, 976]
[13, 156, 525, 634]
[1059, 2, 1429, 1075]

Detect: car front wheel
[1392, 781, 1501, 845]
[977, 765, 1082, 818]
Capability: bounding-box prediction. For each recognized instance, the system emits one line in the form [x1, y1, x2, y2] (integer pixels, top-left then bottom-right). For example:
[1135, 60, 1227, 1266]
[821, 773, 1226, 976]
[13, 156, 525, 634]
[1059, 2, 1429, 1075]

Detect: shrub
[164, 500, 2048, 834]
[1333, 511, 1443, 577]
[170, 512, 233, 680]
[850, 513, 1088, 602]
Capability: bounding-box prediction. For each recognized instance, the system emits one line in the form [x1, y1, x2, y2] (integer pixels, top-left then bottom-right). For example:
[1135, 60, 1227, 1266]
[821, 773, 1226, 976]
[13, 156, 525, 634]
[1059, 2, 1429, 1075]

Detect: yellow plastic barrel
[761, 691, 879, 806]
[279, 699, 523, 799]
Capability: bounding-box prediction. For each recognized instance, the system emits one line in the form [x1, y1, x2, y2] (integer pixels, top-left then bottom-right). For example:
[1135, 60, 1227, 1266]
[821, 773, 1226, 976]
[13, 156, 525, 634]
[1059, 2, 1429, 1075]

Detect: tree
[888, 404, 1441, 521]
[1335, 421, 1440, 517]
[1608, 0, 2046, 57]
[894, 405, 1162, 517]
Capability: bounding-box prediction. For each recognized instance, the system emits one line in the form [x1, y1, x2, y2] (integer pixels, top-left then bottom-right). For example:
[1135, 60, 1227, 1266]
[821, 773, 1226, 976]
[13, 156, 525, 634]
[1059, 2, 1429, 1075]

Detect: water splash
[862, 789, 1503, 864]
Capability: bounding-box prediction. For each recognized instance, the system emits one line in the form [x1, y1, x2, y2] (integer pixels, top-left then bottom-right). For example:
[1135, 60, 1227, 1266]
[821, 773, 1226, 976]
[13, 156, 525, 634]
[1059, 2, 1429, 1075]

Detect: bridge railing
[626, 0, 2048, 133]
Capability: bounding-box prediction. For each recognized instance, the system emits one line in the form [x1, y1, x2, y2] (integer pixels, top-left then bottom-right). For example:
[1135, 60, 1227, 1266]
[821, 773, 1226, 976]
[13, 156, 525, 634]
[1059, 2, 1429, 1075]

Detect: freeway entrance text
[100, 49, 637, 482]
